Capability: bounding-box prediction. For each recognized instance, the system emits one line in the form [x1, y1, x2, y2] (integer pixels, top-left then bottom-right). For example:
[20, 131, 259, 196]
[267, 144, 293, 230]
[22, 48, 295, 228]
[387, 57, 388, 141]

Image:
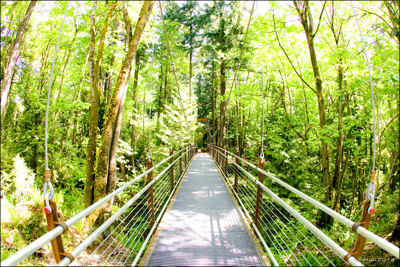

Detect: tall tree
[84, 1, 117, 207]
[293, 1, 331, 198]
[93, 1, 154, 206]
[204, 1, 244, 147]
[1, 0, 37, 117]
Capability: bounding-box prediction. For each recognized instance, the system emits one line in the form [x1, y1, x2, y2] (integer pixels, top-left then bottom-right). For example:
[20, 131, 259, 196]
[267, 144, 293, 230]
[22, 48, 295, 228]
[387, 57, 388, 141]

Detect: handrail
[1, 146, 191, 266]
[58, 149, 193, 266]
[210, 146, 361, 266]
[213, 151, 279, 266]
[209, 145, 400, 259]
[131, 149, 195, 266]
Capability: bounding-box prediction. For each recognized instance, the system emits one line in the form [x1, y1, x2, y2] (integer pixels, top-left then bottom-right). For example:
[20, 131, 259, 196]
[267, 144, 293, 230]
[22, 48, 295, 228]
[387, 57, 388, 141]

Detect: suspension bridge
[2, 144, 399, 266]
[2, 1, 398, 266]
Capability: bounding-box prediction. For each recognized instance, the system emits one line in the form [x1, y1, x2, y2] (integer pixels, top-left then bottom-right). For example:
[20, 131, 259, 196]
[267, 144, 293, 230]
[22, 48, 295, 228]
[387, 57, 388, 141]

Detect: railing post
[146, 153, 155, 230]
[185, 144, 188, 167]
[44, 199, 67, 263]
[224, 145, 228, 175]
[170, 147, 174, 192]
[234, 147, 239, 193]
[213, 145, 215, 160]
[254, 156, 265, 228]
[216, 146, 219, 165]
[213, 145, 216, 159]
[219, 146, 223, 168]
[348, 201, 373, 260]
[179, 146, 182, 177]
[213, 145, 216, 160]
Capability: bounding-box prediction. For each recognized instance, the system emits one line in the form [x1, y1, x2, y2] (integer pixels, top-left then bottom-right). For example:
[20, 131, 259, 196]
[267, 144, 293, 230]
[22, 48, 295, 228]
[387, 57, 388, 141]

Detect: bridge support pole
[179, 146, 182, 177]
[217, 146, 220, 167]
[170, 148, 174, 192]
[234, 147, 239, 193]
[347, 200, 373, 261]
[146, 155, 155, 230]
[254, 157, 265, 228]
[44, 199, 68, 263]
[185, 144, 187, 167]
[224, 146, 228, 175]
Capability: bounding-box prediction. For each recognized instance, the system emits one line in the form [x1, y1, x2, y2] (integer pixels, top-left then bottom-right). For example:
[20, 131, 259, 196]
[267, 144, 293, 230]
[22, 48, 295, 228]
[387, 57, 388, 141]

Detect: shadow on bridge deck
[141, 153, 266, 266]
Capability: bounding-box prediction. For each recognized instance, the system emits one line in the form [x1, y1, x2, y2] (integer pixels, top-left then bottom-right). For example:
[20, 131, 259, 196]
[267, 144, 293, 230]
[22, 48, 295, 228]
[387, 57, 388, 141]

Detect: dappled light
[1, 0, 398, 266]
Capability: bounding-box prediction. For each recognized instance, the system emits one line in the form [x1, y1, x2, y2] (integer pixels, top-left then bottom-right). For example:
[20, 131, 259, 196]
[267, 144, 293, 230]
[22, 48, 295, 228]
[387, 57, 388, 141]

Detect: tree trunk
[163, 65, 169, 100]
[131, 53, 141, 171]
[219, 57, 226, 147]
[211, 63, 216, 144]
[94, 1, 154, 204]
[84, 1, 116, 208]
[332, 62, 344, 212]
[189, 45, 193, 104]
[1, 0, 37, 116]
[294, 0, 331, 226]
[307, 38, 331, 202]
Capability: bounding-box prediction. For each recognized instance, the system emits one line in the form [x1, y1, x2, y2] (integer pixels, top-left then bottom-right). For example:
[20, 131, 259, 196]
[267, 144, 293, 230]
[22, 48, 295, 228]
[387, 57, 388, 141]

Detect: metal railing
[2, 144, 198, 266]
[208, 145, 399, 266]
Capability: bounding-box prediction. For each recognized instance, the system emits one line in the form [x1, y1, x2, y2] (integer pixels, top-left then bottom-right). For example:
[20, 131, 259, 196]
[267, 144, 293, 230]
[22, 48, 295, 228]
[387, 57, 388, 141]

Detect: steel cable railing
[237, 176, 336, 266]
[209, 144, 400, 265]
[1, 144, 197, 266]
[58, 145, 196, 266]
[209, 145, 370, 266]
[216, 145, 399, 259]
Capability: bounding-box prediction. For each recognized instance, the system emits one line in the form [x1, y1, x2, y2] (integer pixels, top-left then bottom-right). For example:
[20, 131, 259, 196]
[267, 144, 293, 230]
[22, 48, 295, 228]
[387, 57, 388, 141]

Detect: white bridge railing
[2, 144, 198, 266]
[208, 144, 399, 266]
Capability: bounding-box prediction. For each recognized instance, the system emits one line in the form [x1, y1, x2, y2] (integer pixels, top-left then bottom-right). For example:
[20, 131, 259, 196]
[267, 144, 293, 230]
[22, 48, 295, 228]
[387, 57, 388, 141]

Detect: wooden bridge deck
[141, 153, 265, 266]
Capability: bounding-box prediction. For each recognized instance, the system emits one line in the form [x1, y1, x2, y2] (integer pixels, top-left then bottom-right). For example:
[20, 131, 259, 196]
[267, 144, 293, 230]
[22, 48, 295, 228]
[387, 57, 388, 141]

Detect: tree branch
[272, 14, 316, 93]
[312, 1, 327, 37]
[360, 8, 393, 31]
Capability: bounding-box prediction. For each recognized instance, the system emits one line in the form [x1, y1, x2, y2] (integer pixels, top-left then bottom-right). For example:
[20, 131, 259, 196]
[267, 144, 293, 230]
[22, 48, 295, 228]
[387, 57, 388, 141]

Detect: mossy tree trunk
[84, 1, 117, 208]
[93, 1, 155, 208]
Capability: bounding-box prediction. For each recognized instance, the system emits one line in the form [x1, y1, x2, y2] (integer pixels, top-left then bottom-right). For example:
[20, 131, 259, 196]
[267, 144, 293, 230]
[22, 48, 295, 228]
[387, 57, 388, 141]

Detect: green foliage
[1, 0, 398, 265]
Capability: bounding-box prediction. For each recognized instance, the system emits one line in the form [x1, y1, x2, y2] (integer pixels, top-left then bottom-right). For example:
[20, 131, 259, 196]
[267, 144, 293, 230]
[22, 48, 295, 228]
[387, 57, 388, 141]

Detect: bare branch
[312, 1, 327, 37]
[360, 8, 393, 31]
[272, 13, 316, 93]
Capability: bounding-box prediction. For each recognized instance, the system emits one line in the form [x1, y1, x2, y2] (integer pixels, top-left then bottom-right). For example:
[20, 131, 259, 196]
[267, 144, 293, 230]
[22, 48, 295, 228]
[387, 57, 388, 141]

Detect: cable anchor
[43, 169, 55, 214]
[366, 171, 376, 214]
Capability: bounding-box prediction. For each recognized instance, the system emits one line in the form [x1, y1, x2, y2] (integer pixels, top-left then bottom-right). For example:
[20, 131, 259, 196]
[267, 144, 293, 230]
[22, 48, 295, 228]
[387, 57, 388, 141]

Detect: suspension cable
[148, 50, 153, 150]
[45, 1, 71, 170]
[258, 10, 265, 158]
[350, 3, 376, 172]
[350, 2, 377, 214]
[43, 1, 71, 214]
